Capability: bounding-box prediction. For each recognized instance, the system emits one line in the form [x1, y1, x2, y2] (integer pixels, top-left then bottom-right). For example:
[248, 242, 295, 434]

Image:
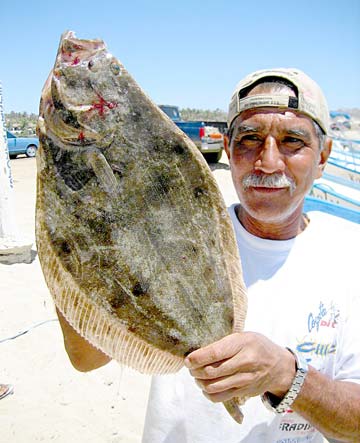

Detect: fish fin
[84, 149, 119, 195]
[223, 397, 246, 424]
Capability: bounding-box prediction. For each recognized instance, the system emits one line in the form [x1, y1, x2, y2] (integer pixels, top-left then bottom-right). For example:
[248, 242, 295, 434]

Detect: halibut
[36, 31, 248, 422]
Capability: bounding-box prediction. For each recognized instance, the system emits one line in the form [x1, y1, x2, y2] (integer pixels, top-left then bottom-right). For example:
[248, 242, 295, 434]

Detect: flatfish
[36, 31, 248, 422]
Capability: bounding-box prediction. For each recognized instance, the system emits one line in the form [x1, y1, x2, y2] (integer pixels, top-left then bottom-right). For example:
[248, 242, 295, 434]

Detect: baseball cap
[228, 68, 329, 134]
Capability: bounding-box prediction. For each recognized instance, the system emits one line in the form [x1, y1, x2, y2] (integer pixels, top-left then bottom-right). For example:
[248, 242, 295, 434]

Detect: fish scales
[36, 31, 248, 422]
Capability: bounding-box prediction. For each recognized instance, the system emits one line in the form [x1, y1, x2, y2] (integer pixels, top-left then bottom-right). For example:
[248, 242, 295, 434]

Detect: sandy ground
[0, 152, 237, 443]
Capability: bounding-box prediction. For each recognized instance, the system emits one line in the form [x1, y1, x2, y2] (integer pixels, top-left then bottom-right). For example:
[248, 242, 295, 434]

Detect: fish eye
[110, 63, 121, 76]
[88, 60, 94, 69]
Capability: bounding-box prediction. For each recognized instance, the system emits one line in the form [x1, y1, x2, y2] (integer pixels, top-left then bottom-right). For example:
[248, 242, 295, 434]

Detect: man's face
[226, 107, 330, 226]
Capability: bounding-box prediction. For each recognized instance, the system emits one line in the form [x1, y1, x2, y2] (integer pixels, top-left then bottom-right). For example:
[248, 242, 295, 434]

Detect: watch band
[261, 347, 308, 414]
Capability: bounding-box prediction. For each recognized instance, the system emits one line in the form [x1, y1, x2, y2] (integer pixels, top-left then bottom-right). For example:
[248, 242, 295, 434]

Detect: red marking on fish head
[90, 94, 117, 117]
[78, 131, 85, 143]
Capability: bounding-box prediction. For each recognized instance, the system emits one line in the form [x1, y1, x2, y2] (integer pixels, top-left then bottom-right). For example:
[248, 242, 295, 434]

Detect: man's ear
[315, 137, 332, 179]
[224, 135, 231, 160]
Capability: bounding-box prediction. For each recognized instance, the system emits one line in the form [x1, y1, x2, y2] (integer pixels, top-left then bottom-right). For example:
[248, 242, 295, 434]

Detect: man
[141, 69, 360, 442]
[57, 68, 360, 442]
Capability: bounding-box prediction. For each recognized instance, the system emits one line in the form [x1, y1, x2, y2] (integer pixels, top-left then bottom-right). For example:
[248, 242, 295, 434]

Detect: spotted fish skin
[36, 31, 247, 383]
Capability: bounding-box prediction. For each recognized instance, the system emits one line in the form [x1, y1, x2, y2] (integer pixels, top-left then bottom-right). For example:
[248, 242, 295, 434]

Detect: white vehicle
[199, 125, 224, 163]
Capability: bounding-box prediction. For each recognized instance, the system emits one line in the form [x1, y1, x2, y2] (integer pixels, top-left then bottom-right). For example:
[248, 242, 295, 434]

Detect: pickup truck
[158, 105, 224, 163]
[6, 130, 38, 158]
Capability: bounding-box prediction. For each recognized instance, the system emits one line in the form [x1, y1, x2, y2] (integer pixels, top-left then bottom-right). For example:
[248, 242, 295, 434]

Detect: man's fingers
[189, 360, 227, 379]
[195, 372, 252, 395]
[184, 333, 243, 369]
[189, 354, 249, 380]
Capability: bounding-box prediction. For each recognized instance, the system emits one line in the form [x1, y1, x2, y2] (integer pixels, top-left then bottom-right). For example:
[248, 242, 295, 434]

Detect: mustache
[242, 172, 296, 193]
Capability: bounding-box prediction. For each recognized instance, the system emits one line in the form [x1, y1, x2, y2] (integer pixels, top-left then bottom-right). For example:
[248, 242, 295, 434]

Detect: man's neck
[235, 204, 309, 240]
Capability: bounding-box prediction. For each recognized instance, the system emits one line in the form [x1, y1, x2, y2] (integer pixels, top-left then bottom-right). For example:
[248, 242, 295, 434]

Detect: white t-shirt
[142, 206, 360, 443]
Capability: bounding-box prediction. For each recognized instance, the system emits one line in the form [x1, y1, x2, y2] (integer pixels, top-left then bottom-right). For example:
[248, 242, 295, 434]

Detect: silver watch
[261, 347, 308, 414]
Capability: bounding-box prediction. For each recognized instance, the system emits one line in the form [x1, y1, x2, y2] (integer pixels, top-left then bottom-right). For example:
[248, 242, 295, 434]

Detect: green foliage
[5, 112, 38, 136]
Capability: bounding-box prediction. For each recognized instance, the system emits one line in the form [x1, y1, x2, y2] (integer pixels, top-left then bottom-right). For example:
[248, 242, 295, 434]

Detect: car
[199, 125, 224, 163]
[6, 130, 39, 158]
[158, 105, 224, 163]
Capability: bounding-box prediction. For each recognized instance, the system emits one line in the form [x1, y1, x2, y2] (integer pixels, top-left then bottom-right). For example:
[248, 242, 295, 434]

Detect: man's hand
[184, 332, 296, 403]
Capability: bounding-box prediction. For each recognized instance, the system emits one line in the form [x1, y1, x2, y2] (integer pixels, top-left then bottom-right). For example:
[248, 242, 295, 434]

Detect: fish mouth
[38, 31, 115, 147]
[58, 30, 105, 65]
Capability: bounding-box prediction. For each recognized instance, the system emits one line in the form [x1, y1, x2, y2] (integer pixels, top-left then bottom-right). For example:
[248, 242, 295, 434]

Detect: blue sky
[1, 0, 359, 114]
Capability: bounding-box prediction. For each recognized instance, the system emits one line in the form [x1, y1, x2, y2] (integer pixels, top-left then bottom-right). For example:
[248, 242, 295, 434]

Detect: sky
[0, 0, 359, 115]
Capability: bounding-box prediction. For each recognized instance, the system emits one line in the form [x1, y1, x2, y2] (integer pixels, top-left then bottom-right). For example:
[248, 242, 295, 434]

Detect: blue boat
[307, 140, 360, 222]
[304, 196, 360, 224]
[310, 172, 360, 210]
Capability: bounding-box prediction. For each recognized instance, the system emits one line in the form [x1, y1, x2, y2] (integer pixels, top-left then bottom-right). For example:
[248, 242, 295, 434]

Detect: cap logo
[239, 95, 298, 112]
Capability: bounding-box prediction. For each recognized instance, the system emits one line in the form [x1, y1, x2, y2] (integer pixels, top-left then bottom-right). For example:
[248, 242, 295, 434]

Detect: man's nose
[254, 136, 285, 173]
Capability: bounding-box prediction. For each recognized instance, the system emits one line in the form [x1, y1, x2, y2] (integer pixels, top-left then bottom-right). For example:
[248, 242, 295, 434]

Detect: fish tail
[223, 397, 245, 424]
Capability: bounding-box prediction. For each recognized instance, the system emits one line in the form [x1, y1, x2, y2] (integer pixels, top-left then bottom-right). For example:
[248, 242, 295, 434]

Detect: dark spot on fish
[146, 170, 173, 202]
[132, 281, 149, 297]
[168, 334, 181, 345]
[51, 238, 76, 269]
[131, 110, 142, 122]
[149, 136, 186, 157]
[61, 166, 94, 191]
[174, 144, 185, 155]
[109, 291, 127, 310]
[60, 241, 71, 254]
[52, 95, 65, 112]
[62, 110, 81, 129]
[86, 213, 113, 243]
[127, 324, 136, 333]
[194, 187, 205, 198]
[49, 141, 95, 191]
[157, 172, 171, 194]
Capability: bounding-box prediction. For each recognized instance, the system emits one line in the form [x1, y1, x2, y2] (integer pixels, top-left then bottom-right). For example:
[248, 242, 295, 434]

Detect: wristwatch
[261, 347, 308, 414]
